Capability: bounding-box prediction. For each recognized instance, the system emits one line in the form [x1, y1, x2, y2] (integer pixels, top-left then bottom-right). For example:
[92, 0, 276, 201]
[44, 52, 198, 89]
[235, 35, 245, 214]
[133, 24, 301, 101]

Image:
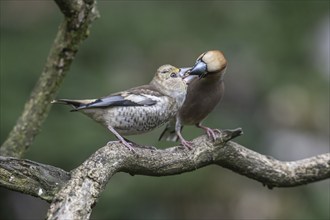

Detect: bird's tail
[51, 99, 95, 111]
[158, 122, 180, 142]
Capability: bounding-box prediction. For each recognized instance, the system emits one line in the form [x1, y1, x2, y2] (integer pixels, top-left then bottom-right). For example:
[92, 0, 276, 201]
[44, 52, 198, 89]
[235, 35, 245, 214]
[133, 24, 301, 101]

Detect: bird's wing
[74, 90, 158, 111]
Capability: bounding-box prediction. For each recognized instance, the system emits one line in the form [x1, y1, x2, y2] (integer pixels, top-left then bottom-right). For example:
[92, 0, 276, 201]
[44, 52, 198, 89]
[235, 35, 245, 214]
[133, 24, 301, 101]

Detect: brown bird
[159, 50, 227, 149]
[52, 65, 197, 151]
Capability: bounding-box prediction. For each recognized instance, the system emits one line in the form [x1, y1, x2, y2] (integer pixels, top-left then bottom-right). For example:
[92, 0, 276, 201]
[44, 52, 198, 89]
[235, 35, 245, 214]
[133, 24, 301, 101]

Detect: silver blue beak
[189, 60, 207, 78]
[178, 67, 192, 77]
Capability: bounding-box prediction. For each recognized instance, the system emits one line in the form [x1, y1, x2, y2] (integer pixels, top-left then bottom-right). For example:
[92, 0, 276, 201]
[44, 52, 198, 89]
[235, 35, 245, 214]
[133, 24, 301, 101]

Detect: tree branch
[1, 128, 328, 219]
[0, 156, 70, 202]
[0, 129, 328, 218]
[0, 0, 99, 158]
[29, 127, 330, 219]
[214, 141, 330, 189]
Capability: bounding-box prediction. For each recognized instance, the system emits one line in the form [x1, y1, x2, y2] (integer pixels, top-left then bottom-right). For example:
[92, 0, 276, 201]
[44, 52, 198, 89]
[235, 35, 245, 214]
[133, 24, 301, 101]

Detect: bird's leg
[107, 125, 136, 152]
[177, 132, 193, 150]
[175, 118, 193, 150]
[196, 122, 221, 142]
[122, 137, 156, 150]
[122, 137, 139, 146]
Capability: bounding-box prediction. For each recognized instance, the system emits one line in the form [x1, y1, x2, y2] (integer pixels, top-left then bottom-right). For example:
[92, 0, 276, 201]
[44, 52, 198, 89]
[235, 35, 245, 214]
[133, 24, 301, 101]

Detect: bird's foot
[123, 137, 156, 150]
[197, 123, 222, 142]
[176, 130, 193, 150]
[121, 139, 136, 152]
[108, 140, 136, 152]
[180, 139, 194, 150]
[107, 125, 136, 152]
[205, 128, 222, 142]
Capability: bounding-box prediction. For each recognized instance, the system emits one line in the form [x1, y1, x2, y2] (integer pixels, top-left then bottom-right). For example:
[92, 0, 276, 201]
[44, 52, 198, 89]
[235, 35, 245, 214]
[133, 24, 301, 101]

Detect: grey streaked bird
[52, 65, 197, 151]
[159, 50, 227, 149]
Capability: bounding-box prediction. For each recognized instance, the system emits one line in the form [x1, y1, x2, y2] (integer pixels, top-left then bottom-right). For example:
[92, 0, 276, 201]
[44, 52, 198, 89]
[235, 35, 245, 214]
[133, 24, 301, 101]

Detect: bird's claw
[196, 123, 222, 142]
[121, 140, 136, 152]
[180, 139, 194, 150]
[205, 128, 222, 142]
[108, 140, 136, 152]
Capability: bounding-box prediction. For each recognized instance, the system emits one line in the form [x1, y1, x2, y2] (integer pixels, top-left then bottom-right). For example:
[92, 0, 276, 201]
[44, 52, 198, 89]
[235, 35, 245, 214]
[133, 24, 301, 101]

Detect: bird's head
[189, 50, 227, 79]
[152, 64, 196, 87]
[151, 64, 196, 105]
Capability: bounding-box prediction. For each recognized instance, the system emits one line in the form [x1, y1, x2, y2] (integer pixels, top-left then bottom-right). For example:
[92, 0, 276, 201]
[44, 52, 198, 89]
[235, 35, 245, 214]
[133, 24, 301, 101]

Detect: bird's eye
[170, 73, 177, 78]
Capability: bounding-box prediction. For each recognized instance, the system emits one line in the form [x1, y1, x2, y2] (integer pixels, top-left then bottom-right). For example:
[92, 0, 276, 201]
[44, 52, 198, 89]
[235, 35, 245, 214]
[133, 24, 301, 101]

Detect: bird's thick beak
[178, 67, 191, 77]
[189, 60, 207, 78]
[179, 67, 197, 84]
[183, 75, 198, 84]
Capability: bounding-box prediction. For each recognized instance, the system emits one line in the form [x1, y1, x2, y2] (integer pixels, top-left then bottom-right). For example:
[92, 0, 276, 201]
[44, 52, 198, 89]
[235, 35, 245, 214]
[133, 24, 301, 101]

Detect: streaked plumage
[159, 50, 227, 149]
[52, 65, 195, 151]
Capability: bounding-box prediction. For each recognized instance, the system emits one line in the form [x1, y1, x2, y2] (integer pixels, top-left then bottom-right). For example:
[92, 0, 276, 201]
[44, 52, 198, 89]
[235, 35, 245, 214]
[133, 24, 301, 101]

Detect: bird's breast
[179, 80, 224, 125]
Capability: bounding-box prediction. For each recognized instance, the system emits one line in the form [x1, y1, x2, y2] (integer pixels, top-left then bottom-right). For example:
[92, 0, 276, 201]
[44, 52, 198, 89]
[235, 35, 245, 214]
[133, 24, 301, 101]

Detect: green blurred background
[1, 1, 329, 219]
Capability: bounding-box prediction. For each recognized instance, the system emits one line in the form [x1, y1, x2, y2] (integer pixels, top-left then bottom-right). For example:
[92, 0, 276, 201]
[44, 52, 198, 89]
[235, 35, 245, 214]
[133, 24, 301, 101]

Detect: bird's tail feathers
[158, 125, 179, 142]
[51, 99, 95, 111]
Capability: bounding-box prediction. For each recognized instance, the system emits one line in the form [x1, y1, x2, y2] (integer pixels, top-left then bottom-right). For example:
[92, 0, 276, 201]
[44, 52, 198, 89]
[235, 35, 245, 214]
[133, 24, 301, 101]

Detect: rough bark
[0, 0, 99, 158]
[0, 156, 70, 202]
[43, 128, 329, 219]
[1, 129, 328, 219]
